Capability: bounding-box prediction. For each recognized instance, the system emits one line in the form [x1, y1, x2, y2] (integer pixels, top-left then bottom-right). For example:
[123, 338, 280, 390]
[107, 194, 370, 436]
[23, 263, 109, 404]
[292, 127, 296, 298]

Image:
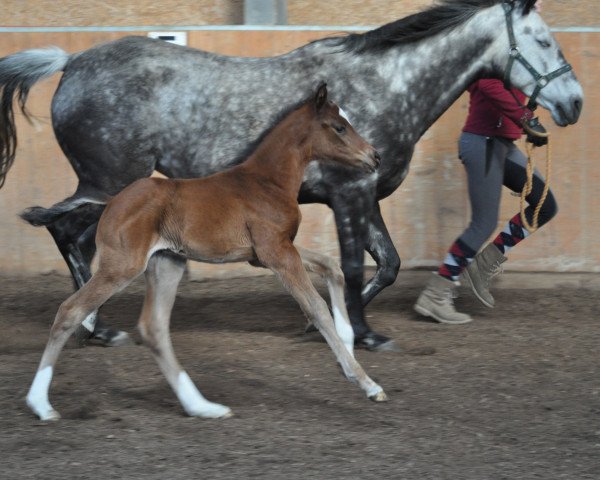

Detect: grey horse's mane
[332, 0, 537, 53]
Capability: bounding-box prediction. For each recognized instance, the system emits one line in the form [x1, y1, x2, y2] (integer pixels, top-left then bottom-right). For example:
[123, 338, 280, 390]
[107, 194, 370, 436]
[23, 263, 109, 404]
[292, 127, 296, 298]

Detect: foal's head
[307, 84, 380, 173]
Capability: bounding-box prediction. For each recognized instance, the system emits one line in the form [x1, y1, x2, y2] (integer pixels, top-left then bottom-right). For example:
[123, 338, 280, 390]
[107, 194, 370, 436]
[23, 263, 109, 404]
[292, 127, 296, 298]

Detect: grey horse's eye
[536, 39, 551, 48]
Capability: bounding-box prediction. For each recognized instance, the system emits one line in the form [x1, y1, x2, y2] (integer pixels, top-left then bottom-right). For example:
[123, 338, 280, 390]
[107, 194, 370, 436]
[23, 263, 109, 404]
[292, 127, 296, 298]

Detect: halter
[502, 1, 572, 111]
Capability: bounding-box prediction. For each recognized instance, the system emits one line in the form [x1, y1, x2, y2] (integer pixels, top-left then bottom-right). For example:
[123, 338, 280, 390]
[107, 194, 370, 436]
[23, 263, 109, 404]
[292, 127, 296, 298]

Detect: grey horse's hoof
[356, 332, 401, 352]
[74, 325, 132, 347]
[103, 330, 132, 347]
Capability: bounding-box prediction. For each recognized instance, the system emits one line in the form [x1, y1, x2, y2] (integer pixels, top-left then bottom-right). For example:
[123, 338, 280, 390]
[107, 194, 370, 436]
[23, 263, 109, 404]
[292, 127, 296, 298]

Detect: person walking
[414, 78, 554, 324]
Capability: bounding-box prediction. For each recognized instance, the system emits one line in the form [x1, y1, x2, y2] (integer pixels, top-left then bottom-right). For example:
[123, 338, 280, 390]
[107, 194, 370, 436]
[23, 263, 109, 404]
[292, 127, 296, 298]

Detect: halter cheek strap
[502, 1, 572, 111]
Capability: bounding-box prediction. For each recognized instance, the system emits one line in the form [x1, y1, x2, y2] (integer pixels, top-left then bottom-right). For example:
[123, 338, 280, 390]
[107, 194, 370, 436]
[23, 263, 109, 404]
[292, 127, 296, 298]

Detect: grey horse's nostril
[573, 98, 582, 116]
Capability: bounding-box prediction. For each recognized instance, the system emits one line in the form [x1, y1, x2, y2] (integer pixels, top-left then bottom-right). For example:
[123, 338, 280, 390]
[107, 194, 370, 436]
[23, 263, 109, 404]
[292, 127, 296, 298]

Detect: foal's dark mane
[333, 0, 537, 53]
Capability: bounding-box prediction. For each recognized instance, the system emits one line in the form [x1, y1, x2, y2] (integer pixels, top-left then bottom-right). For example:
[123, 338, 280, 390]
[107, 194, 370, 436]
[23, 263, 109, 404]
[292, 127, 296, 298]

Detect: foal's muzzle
[373, 150, 381, 167]
[362, 150, 381, 173]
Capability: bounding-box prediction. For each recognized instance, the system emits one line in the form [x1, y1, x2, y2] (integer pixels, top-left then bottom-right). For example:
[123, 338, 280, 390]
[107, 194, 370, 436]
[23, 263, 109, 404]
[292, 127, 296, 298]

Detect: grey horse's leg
[361, 203, 401, 307]
[329, 195, 396, 351]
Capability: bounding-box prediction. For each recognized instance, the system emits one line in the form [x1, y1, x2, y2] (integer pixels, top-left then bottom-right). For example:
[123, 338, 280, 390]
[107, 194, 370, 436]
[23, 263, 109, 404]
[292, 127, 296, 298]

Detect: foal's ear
[315, 82, 328, 112]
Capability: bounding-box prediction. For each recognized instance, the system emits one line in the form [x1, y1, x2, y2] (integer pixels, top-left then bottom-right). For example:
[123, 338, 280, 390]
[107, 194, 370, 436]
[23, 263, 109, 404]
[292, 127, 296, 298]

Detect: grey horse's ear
[521, 0, 537, 15]
[315, 82, 328, 112]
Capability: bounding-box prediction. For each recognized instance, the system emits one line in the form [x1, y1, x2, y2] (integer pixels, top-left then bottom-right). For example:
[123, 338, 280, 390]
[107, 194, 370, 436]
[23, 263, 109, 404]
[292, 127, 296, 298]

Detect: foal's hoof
[39, 409, 61, 421]
[26, 399, 61, 422]
[188, 404, 233, 419]
[355, 332, 400, 352]
[369, 390, 389, 403]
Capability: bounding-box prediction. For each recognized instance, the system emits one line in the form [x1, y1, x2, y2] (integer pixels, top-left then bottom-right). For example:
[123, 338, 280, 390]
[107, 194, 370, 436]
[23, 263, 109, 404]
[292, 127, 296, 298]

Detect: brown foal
[26, 84, 387, 421]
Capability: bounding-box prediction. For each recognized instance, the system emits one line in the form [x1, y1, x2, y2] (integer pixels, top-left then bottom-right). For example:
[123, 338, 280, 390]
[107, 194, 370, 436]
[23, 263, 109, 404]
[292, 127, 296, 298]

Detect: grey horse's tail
[0, 46, 70, 188]
[20, 191, 111, 227]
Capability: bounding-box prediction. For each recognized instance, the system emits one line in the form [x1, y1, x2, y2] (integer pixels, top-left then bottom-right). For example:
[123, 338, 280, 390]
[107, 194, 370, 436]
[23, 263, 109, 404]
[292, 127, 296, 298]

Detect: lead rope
[518, 131, 552, 233]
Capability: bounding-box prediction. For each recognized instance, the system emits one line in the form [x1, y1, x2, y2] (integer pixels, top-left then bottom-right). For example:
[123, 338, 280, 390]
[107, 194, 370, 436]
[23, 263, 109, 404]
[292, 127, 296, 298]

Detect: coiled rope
[519, 130, 552, 233]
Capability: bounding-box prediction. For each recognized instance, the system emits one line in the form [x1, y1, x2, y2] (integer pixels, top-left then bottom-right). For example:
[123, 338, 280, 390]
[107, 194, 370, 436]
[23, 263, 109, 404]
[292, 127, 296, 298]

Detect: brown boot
[414, 273, 472, 324]
[462, 243, 507, 308]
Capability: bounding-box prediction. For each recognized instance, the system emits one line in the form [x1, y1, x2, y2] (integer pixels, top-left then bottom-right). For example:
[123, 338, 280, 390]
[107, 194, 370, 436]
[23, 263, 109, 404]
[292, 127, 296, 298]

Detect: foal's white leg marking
[26, 366, 60, 421]
[176, 371, 232, 419]
[333, 306, 354, 357]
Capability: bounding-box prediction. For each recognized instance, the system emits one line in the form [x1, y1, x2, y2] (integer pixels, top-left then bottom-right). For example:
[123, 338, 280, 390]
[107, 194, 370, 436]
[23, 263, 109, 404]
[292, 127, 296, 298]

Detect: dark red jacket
[462, 79, 534, 140]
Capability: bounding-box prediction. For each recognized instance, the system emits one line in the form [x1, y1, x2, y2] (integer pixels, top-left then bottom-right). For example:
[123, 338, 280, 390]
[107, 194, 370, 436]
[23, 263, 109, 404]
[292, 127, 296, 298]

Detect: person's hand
[523, 117, 548, 146]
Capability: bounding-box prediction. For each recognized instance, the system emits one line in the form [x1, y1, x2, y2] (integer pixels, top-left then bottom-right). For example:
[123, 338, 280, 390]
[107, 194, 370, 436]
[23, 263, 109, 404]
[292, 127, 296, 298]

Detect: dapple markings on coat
[0, 0, 583, 351]
[26, 84, 386, 421]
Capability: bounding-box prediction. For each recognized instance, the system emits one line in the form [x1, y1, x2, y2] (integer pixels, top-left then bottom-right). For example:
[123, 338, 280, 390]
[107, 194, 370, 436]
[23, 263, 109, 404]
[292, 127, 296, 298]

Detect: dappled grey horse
[0, 0, 582, 350]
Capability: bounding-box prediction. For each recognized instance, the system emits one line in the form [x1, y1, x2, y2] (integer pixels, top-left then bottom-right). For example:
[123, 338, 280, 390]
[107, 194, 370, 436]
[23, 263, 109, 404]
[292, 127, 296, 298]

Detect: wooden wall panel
[1, 1, 244, 27]
[287, 1, 600, 28]
[1, 1, 596, 28]
[0, 30, 597, 279]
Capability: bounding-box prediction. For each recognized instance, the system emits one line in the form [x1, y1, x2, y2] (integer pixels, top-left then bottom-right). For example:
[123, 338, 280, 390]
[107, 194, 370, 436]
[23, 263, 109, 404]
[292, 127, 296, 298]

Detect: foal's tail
[0, 46, 70, 188]
[20, 191, 111, 227]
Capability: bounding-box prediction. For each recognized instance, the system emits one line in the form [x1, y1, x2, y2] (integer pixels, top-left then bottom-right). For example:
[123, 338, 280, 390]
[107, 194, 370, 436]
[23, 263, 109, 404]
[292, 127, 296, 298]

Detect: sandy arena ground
[0, 270, 599, 479]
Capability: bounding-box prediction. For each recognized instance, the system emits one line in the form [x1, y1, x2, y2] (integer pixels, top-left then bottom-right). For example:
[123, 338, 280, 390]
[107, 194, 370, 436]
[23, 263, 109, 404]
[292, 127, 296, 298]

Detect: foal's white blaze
[26, 366, 60, 421]
[176, 371, 232, 418]
[338, 107, 352, 125]
[333, 306, 354, 357]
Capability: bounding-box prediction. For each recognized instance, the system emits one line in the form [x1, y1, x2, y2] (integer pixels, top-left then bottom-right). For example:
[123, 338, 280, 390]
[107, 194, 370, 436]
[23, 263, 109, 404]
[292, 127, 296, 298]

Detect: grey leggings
[458, 132, 558, 252]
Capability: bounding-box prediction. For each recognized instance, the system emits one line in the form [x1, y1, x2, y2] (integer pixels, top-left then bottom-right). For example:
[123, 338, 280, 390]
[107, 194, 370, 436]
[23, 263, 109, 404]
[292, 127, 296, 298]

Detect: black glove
[523, 117, 548, 147]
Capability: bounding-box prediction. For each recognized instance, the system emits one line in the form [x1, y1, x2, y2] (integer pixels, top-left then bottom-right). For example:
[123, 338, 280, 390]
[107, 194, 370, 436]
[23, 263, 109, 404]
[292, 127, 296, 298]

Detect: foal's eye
[334, 124, 346, 134]
[536, 39, 551, 48]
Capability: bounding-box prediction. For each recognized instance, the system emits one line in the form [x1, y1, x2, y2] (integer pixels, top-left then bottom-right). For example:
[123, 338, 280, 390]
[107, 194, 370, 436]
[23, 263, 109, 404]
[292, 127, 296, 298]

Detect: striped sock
[437, 239, 477, 281]
[493, 214, 530, 255]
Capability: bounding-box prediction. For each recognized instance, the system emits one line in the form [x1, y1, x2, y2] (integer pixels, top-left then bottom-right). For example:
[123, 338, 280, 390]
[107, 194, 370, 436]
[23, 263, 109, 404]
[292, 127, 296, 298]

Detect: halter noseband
[502, 1, 572, 110]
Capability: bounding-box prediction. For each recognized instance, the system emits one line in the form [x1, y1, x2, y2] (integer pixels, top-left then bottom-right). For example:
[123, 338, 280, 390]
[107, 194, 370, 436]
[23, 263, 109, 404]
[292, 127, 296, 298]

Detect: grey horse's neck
[311, 8, 502, 146]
